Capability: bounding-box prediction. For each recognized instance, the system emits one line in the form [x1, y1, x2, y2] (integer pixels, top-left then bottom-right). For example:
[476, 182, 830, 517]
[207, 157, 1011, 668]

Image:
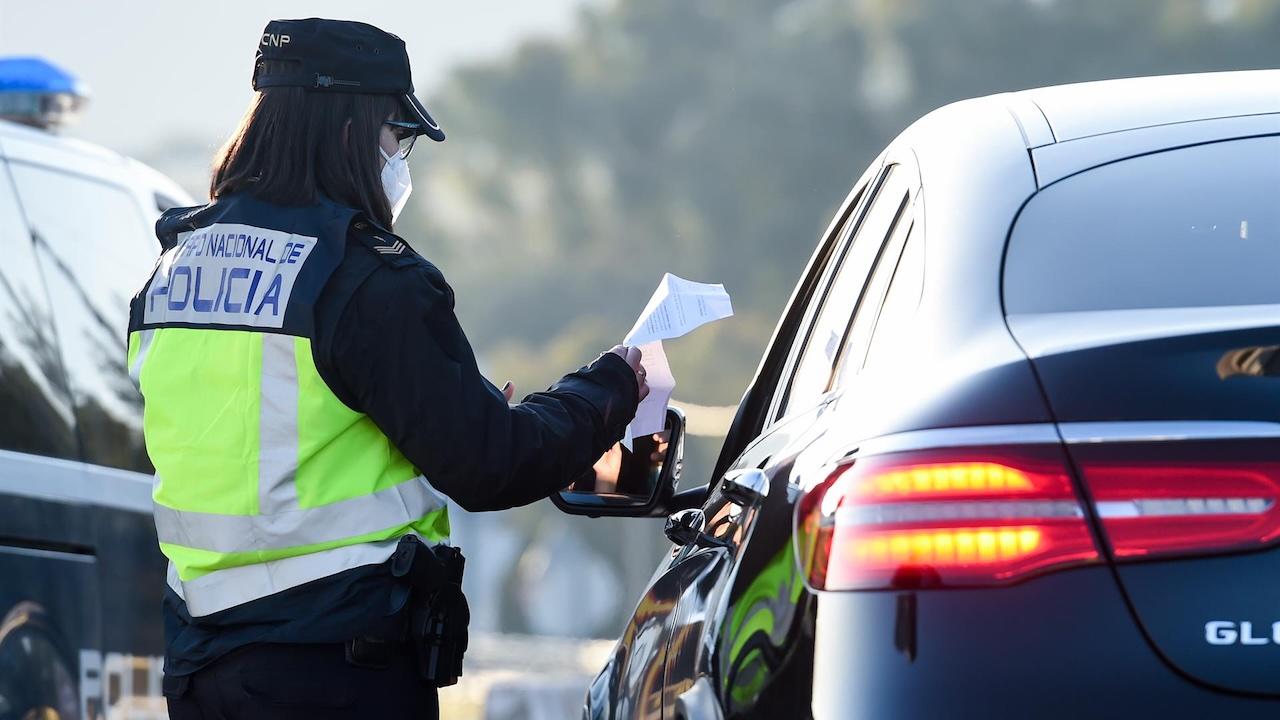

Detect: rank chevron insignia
[371, 235, 406, 255]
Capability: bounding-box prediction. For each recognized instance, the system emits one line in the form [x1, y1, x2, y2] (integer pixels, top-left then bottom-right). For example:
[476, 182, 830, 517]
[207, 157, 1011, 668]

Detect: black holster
[389, 535, 469, 688]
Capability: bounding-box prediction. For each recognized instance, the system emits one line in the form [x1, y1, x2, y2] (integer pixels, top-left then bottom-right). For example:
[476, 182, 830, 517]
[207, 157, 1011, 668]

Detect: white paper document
[624, 273, 736, 347]
[622, 273, 734, 442]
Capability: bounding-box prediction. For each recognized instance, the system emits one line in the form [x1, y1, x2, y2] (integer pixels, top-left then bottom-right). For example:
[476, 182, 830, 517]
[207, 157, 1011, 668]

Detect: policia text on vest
[144, 225, 312, 324]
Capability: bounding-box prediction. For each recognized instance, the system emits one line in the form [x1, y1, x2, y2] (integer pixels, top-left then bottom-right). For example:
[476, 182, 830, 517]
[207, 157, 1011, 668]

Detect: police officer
[128, 18, 647, 719]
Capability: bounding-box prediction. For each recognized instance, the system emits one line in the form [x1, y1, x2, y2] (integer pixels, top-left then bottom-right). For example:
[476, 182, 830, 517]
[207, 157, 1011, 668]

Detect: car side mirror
[552, 406, 686, 518]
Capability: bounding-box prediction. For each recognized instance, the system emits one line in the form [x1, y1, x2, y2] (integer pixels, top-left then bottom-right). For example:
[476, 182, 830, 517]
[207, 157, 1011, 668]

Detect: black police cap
[253, 18, 444, 142]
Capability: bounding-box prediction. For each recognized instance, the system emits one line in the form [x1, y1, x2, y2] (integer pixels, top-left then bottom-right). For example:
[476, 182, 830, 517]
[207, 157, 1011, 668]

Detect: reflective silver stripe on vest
[166, 535, 426, 616]
[154, 474, 448, 553]
[129, 329, 155, 385]
[259, 333, 301, 514]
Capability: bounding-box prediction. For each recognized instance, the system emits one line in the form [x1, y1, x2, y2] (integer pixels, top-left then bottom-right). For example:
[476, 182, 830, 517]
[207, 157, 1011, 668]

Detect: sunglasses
[383, 120, 425, 159]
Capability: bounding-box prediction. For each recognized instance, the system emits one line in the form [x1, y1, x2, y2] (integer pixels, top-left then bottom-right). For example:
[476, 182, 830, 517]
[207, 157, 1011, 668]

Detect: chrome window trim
[1058, 420, 1280, 444]
[837, 423, 1060, 462]
[831, 420, 1280, 465]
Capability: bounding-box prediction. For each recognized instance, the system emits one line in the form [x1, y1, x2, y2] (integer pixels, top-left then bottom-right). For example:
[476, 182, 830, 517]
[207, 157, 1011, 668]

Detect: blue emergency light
[0, 57, 88, 131]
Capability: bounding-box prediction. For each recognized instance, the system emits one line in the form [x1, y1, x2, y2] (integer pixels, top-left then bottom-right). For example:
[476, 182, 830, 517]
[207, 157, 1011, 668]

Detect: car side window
[834, 210, 915, 381]
[0, 163, 78, 460]
[777, 166, 911, 417]
[710, 166, 882, 485]
[862, 227, 924, 371]
[9, 162, 157, 473]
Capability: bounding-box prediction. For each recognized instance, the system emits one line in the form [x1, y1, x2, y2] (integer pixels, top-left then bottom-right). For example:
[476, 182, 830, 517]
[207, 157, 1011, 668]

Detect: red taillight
[796, 446, 1099, 591]
[1073, 441, 1280, 560]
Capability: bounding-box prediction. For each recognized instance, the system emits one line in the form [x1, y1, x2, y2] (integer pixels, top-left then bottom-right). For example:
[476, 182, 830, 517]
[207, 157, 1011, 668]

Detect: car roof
[0, 118, 192, 205]
[1013, 68, 1280, 143]
[0, 117, 125, 167]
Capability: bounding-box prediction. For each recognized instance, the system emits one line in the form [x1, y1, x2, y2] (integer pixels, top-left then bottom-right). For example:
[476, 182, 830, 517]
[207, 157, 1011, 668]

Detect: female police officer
[127, 18, 647, 719]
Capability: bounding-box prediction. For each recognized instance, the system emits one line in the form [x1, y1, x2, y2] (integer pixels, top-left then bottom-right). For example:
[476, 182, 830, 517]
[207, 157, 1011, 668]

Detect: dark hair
[211, 61, 399, 228]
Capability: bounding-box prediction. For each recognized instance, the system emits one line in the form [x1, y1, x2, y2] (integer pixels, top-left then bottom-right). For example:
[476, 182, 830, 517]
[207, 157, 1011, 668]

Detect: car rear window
[1004, 136, 1280, 314]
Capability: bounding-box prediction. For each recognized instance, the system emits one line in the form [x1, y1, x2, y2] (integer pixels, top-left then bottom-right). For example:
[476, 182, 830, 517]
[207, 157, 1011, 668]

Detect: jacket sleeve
[322, 259, 639, 512]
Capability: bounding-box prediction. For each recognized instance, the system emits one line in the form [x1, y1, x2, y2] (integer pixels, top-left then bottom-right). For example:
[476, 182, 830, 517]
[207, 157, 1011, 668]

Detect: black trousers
[165, 642, 439, 719]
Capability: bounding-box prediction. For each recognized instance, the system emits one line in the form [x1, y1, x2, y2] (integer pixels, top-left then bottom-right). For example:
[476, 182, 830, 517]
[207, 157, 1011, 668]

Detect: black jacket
[315, 218, 639, 510]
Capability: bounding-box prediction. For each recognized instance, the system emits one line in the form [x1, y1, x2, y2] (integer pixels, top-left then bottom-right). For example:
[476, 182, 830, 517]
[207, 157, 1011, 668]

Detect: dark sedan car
[556, 69, 1280, 718]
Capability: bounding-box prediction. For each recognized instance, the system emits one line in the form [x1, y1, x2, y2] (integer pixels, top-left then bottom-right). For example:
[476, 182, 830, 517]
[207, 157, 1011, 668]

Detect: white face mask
[380, 147, 412, 224]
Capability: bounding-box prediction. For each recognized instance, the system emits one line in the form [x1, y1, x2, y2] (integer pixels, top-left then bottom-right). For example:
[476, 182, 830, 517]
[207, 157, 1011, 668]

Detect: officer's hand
[609, 345, 650, 402]
[501, 381, 516, 403]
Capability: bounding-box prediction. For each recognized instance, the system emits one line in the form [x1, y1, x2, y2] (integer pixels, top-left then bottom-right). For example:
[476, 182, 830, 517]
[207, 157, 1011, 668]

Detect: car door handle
[721, 468, 769, 508]
[664, 508, 732, 550]
[664, 508, 707, 546]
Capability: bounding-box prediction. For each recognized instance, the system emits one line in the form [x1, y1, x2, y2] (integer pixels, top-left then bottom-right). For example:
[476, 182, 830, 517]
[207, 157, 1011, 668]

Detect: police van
[0, 58, 189, 720]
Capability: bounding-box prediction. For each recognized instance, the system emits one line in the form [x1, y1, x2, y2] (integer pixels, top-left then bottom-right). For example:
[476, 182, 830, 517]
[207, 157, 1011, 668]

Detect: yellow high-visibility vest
[127, 193, 450, 617]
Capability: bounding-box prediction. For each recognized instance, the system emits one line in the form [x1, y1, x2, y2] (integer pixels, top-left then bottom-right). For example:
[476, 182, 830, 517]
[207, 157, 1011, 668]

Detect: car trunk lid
[1009, 311, 1280, 695]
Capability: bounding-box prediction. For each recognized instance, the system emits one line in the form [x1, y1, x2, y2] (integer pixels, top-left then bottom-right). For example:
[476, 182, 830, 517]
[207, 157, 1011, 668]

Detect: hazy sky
[0, 0, 594, 155]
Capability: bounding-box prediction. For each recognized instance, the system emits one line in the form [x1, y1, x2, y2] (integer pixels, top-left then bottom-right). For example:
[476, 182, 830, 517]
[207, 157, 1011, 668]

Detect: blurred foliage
[404, 0, 1280, 419]
[388, 0, 1280, 634]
